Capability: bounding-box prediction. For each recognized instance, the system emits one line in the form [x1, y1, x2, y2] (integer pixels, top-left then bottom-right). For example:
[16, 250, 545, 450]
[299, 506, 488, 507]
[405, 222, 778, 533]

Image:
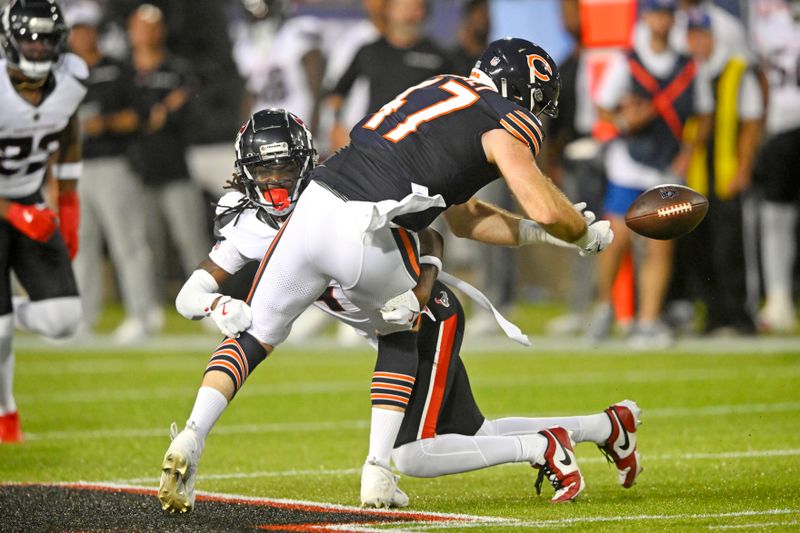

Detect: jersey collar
[469, 68, 498, 92]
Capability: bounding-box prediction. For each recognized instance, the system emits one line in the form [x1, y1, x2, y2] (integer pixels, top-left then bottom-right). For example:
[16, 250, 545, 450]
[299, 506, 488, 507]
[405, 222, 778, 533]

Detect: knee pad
[14, 297, 82, 339]
[204, 332, 268, 397]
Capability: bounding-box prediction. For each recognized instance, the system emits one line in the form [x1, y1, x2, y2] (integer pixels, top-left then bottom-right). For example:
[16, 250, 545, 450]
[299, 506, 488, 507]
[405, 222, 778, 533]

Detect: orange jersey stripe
[506, 113, 541, 153]
[500, 119, 530, 147]
[213, 348, 248, 380]
[373, 372, 416, 384]
[396, 228, 420, 277]
[514, 110, 544, 141]
[371, 383, 413, 394]
[371, 393, 410, 404]
[207, 359, 241, 389]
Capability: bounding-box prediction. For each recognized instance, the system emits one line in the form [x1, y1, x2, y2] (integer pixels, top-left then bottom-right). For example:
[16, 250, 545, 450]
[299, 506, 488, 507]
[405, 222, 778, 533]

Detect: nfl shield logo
[490, 56, 501, 67]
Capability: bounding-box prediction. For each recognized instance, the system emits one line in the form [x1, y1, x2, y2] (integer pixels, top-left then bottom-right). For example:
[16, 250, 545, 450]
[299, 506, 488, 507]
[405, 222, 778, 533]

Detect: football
[625, 184, 709, 240]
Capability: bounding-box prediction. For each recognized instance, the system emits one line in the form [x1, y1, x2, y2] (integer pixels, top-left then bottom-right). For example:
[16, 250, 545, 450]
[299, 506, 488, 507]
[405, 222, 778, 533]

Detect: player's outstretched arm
[481, 129, 613, 255]
[482, 128, 585, 241]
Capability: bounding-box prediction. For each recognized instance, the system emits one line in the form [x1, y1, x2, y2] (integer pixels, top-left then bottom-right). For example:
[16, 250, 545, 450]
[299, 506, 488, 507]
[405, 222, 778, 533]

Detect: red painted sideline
[2, 482, 490, 526]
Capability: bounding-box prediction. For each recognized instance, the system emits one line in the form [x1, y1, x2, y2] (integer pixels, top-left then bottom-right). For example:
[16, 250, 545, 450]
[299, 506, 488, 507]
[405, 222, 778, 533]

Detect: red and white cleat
[599, 400, 642, 488]
[0, 411, 24, 444]
[533, 426, 585, 503]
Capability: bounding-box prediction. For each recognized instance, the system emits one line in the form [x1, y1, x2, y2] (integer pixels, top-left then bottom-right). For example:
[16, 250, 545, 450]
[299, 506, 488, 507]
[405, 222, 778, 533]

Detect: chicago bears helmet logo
[526, 54, 552, 82]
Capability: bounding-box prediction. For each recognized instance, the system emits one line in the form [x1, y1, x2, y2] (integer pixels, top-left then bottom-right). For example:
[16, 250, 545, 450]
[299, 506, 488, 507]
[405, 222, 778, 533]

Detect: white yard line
[707, 520, 800, 529]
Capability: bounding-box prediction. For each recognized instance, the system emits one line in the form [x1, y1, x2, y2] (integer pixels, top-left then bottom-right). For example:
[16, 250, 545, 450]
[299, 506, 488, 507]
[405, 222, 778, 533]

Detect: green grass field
[2, 328, 799, 531]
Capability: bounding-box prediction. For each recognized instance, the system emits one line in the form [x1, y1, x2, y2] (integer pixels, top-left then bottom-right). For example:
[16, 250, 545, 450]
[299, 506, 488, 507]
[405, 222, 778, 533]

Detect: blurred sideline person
[589, 0, 697, 348]
[66, 1, 159, 343]
[230, 0, 324, 133]
[0, 0, 86, 442]
[683, 8, 763, 335]
[449, 0, 489, 77]
[326, 0, 453, 151]
[751, 0, 800, 333]
[545, 0, 604, 335]
[319, 0, 386, 153]
[127, 3, 209, 322]
[159, 37, 612, 510]
[159, 109, 632, 512]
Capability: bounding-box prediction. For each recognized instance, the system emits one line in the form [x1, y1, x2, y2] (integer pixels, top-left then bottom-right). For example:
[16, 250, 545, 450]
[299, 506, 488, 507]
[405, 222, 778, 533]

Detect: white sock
[0, 315, 14, 415]
[186, 386, 228, 441]
[0, 337, 15, 415]
[367, 407, 404, 468]
[761, 202, 798, 297]
[479, 413, 612, 445]
[392, 433, 547, 477]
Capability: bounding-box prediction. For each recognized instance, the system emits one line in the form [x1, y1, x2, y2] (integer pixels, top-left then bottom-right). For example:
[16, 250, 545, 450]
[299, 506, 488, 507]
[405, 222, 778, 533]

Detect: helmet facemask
[1, 1, 68, 80]
[239, 157, 306, 217]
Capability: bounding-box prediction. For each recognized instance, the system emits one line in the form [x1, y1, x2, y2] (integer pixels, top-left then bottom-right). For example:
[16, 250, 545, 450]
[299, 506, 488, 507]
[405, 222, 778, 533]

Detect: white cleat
[159, 422, 202, 513]
[360, 459, 409, 508]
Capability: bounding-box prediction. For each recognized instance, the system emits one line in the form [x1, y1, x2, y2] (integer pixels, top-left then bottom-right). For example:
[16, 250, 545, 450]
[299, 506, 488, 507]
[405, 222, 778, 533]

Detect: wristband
[53, 162, 83, 180]
[419, 255, 442, 272]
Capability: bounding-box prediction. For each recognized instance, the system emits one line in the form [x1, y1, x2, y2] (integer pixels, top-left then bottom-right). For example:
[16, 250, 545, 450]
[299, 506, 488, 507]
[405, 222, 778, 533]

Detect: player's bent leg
[159, 333, 269, 513]
[393, 432, 547, 478]
[598, 399, 643, 488]
[362, 330, 417, 508]
[478, 413, 612, 445]
[13, 296, 81, 339]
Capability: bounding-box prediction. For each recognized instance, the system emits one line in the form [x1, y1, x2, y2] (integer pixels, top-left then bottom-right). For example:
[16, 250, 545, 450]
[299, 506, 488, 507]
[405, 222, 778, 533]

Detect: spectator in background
[127, 4, 209, 306]
[589, 0, 697, 348]
[66, 1, 161, 343]
[326, 0, 453, 152]
[545, 0, 605, 335]
[684, 7, 763, 335]
[319, 0, 386, 155]
[449, 0, 489, 76]
[751, 0, 800, 333]
[230, 0, 325, 134]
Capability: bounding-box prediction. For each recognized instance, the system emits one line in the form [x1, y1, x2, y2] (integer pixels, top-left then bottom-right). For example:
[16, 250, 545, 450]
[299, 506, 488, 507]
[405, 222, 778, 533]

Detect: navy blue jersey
[312, 75, 545, 231]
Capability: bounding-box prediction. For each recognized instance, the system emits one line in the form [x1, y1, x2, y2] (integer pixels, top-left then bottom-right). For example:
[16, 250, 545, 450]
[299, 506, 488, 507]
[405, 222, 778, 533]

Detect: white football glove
[210, 296, 253, 338]
[380, 289, 421, 327]
[518, 202, 599, 250]
[575, 220, 614, 256]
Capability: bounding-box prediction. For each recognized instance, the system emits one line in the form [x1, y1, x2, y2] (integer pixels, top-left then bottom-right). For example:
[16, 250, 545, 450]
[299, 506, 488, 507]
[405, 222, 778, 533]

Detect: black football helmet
[473, 37, 560, 118]
[1, 0, 68, 79]
[234, 108, 318, 218]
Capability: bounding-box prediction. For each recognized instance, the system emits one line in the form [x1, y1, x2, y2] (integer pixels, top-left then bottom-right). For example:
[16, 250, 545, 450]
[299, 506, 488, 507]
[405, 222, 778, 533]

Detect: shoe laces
[534, 462, 564, 496]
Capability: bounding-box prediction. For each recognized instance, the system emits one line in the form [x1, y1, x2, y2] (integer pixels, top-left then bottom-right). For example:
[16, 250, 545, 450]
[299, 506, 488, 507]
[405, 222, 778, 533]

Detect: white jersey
[750, 0, 800, 134]
[0, 54, 88, 199]
[231, 16, 323, 120]
[209, 191, 378, 345]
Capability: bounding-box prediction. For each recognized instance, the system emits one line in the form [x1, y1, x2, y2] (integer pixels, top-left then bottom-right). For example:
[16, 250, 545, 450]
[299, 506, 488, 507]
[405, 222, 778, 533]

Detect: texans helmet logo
[526, 54, 552, 82]
[434, 291, 450, 308]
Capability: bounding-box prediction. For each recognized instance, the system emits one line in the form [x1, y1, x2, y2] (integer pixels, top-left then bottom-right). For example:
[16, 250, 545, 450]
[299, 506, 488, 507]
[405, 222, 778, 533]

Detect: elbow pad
[175, 269, 223, 320]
